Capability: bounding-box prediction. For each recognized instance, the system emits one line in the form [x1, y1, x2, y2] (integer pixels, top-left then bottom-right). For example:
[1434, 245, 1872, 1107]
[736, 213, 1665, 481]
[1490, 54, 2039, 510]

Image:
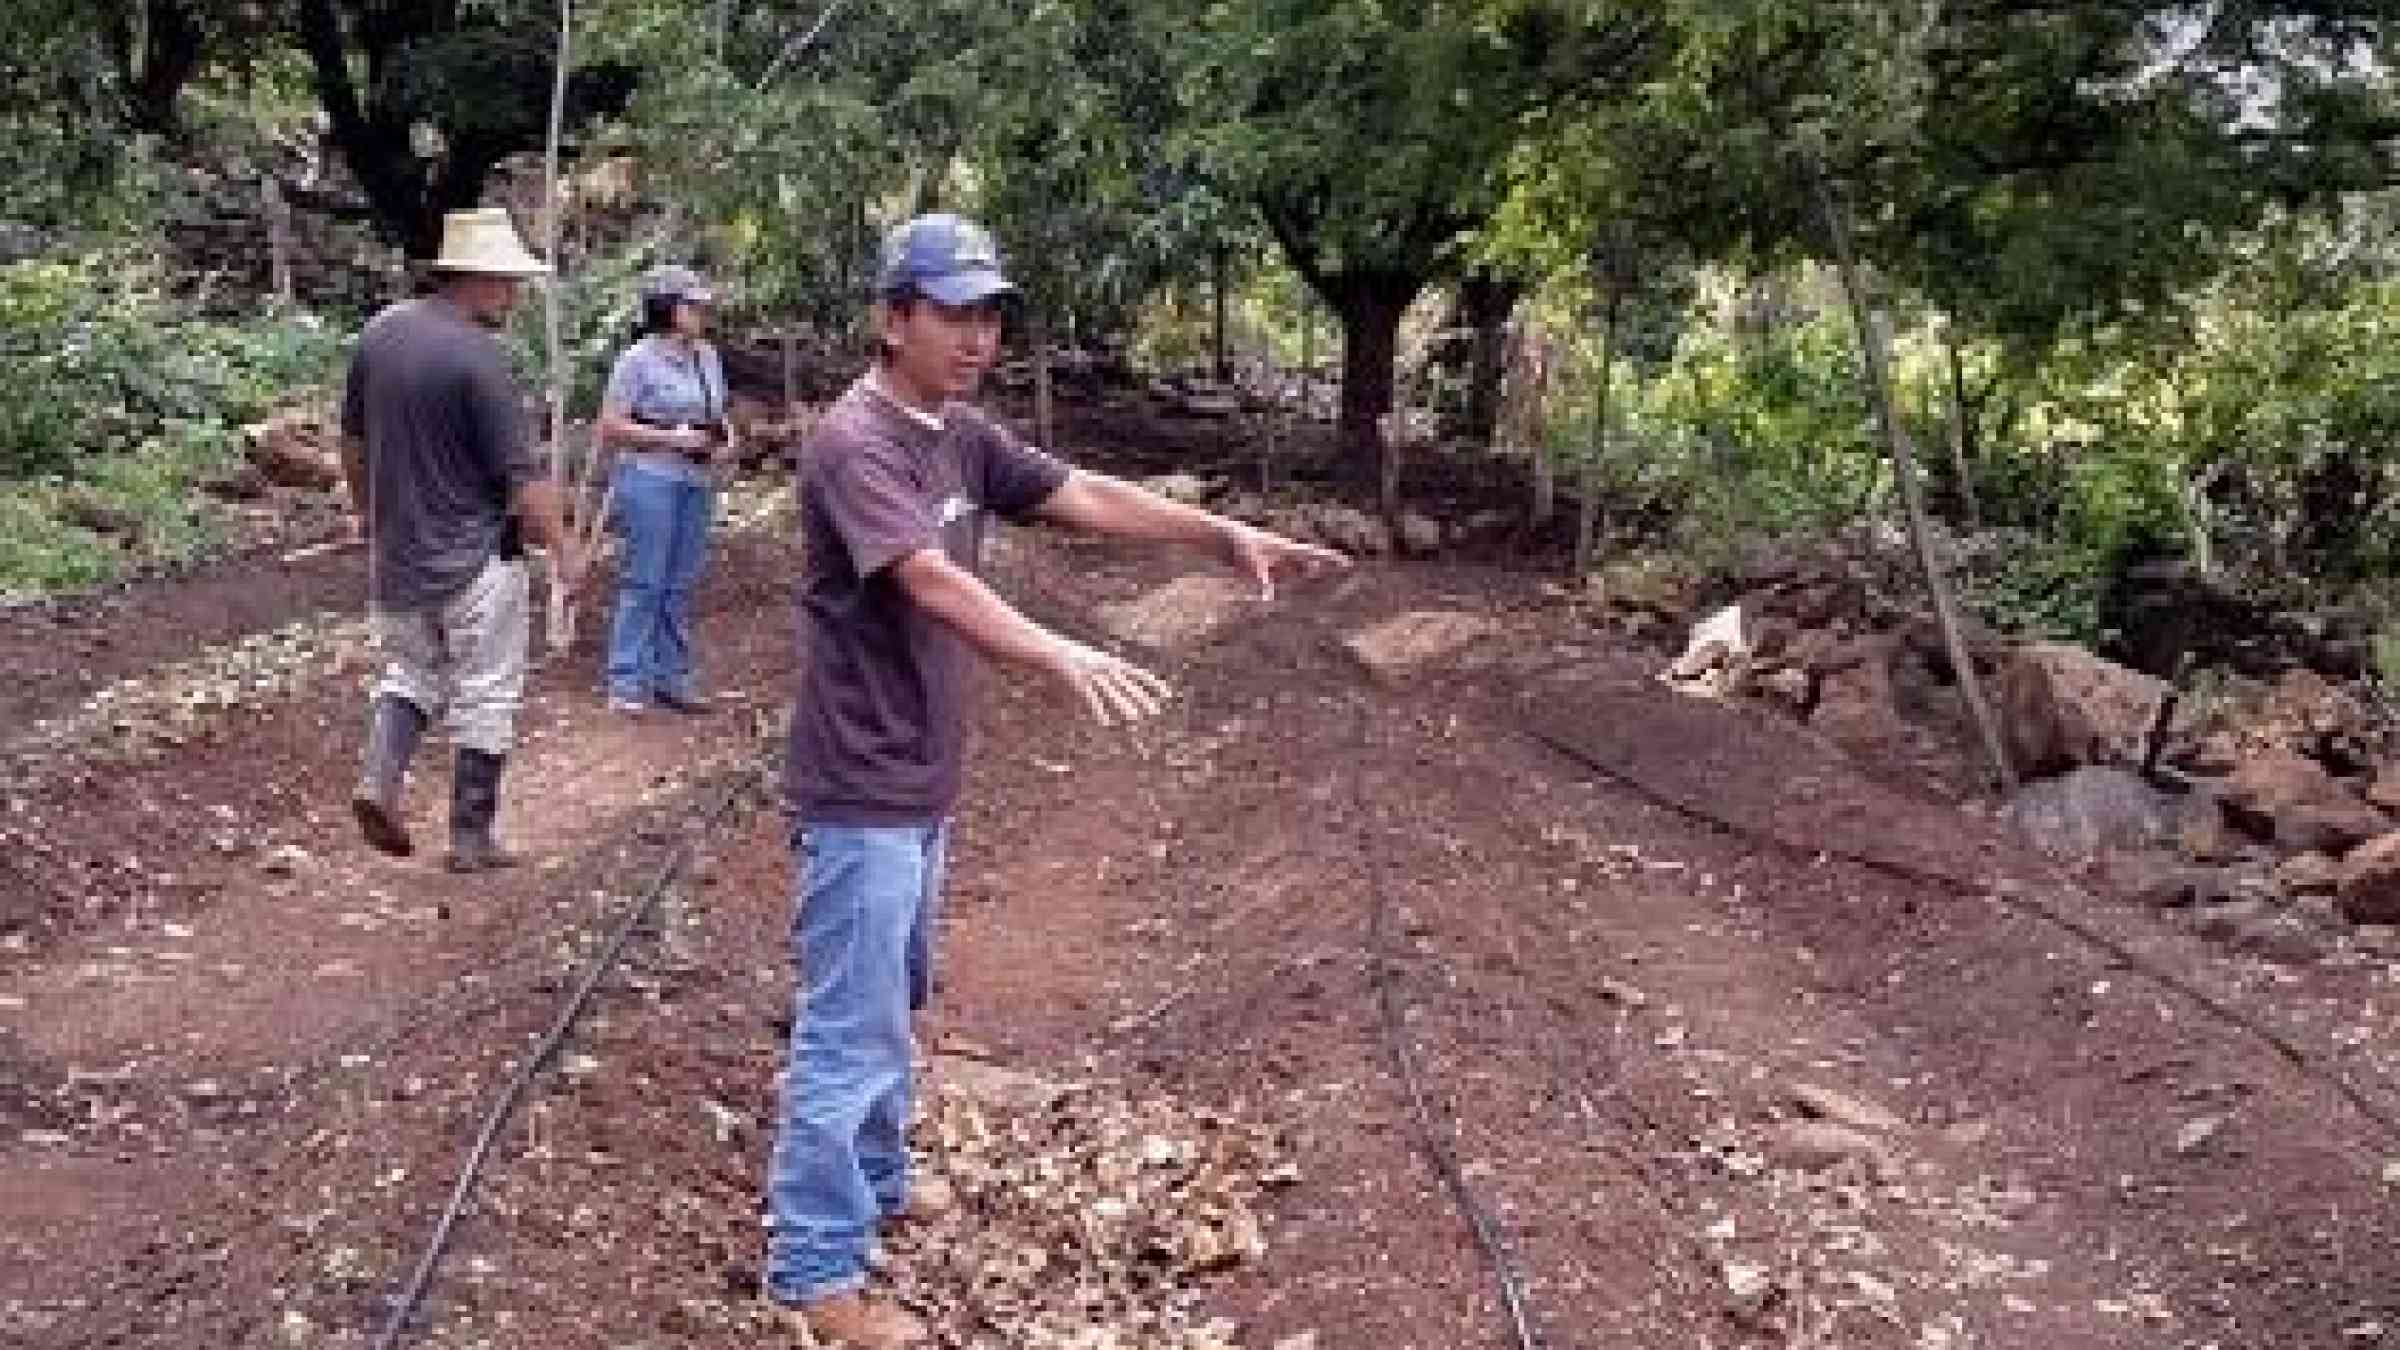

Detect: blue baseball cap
[876, 214, 1017, 306]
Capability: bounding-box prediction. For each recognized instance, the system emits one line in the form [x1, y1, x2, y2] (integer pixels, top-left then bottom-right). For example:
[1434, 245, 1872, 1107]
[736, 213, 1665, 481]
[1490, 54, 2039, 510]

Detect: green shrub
[0, 253, 341, 595]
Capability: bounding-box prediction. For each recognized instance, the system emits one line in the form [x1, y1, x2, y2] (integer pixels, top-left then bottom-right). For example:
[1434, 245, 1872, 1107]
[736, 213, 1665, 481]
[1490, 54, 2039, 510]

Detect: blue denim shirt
[604, 335, 726, 485]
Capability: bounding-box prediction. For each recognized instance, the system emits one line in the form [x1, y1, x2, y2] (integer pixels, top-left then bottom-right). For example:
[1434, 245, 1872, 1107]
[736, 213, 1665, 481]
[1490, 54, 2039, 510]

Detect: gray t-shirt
[785, 376, 1072, 824]
[340, 298, 541, 610]
[604, 335, 726, 486]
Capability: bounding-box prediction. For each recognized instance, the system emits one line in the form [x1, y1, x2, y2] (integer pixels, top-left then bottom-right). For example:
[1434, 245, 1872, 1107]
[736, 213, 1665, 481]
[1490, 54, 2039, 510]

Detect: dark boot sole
[444, 849, 521, 874]
[352, 795, 414, 857]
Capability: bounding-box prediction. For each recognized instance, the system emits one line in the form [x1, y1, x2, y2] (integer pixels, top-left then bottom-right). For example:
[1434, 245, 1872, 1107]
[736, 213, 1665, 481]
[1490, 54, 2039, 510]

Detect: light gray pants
[371, 555, 530, 756]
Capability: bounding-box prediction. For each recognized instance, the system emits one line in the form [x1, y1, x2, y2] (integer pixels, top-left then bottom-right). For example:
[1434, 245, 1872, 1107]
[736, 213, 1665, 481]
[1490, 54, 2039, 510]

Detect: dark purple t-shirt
[785, 376, 1071, 823]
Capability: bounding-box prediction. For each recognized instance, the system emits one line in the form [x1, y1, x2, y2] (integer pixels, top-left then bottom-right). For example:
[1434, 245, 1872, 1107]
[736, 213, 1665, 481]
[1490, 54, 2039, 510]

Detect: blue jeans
[604, 461, 712, 703]
[763, 821, 948, 1306]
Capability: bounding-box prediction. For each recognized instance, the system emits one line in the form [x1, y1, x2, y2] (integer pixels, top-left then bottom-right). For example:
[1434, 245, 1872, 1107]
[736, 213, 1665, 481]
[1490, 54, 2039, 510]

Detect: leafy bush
[0, 253, 342, 596]
[0, 255, 340, 479]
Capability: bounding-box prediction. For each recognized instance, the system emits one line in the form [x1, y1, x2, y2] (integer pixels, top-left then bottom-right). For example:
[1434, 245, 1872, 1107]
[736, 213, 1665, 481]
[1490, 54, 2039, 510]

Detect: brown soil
[4, 421, 2397, 1350]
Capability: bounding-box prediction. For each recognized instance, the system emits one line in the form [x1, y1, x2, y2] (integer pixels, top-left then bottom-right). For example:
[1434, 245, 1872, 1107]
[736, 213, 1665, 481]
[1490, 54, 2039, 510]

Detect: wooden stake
[1813, 166, 2017, 793]
[541, 0, 575, 654]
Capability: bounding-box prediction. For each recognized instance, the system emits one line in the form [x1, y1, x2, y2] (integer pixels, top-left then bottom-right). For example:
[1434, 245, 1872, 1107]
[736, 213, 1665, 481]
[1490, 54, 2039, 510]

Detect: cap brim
[916, 270, 1016, 306]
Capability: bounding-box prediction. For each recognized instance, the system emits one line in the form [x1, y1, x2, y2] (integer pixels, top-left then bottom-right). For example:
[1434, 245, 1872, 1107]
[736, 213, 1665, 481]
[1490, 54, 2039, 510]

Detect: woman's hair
[638, 292, 682, 338]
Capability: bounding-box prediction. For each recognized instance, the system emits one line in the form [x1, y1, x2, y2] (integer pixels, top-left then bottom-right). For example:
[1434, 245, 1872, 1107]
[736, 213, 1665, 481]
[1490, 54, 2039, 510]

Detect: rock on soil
[243, 408, 342, 492]
[2099, 850, 2209, 909]
[1995, 642, 2170, 778]
[2218, 749, 2390, 855]
[2338, 832, 2400, 925]
[2001, 767, 2177, 862]
[1397, 512, 1442, 556]
[1809, 636, 1915, 763]
[1098, 576, 1259, 651]
[2275, 851, 2345, 897]
[1293, 505, 1392, 559]
[1762, 1120, 1893, 1173]
[1341, 611, 1498, 684]
[1786, 1081, 1907, 1133]
[1665, 603, 1755, 695]
[1142, 473, 1220, 506]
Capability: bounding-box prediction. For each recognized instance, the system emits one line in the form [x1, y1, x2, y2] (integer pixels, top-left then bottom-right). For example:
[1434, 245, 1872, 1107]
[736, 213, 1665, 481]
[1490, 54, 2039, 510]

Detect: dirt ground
[4, 419, 2398, 1350]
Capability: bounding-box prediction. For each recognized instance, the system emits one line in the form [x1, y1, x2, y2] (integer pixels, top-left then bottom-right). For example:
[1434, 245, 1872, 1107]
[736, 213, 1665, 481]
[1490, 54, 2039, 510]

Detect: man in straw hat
[761, 212, 1347, 1346]
[339, 206, 586, 873]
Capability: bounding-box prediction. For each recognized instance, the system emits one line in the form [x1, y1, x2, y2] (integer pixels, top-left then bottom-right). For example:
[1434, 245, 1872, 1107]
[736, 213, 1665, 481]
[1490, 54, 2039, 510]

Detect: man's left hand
[1221, 521, 1349, 601]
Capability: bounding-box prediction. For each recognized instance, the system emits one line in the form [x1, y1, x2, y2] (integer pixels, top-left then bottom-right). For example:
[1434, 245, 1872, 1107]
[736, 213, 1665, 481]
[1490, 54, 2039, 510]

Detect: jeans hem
[763, 1269, 867, 1308]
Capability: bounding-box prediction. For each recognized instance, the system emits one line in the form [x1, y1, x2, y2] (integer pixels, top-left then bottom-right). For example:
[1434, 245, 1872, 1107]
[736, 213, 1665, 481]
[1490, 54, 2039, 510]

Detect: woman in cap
[595, 264, 733, 714]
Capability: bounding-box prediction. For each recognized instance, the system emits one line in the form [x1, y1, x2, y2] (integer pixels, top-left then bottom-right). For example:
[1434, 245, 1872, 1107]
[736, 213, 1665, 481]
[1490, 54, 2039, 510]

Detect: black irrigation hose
[1520, 720, 2400, 1147]
[367, 766, 760, 1350]
[1351, 700, 1546, 1350]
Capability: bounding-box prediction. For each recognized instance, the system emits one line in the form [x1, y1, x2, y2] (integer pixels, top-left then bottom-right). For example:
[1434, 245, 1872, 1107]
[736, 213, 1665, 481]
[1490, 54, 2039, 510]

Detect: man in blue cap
[763, 214, 1346, 1346]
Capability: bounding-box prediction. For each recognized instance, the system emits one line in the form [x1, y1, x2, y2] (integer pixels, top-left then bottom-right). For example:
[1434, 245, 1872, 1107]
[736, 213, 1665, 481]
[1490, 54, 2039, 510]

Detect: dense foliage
[1, 0, 2397, 625]
[0, 255, 340, 595]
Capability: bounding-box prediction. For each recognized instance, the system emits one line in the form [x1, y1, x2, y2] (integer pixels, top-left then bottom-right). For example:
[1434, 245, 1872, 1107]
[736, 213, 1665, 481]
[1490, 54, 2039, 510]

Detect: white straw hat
[428, 207, 551, 277]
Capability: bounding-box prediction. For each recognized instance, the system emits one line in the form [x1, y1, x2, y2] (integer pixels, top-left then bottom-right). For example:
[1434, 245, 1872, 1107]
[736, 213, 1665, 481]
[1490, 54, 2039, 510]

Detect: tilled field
[4, 483, 2397, 1350]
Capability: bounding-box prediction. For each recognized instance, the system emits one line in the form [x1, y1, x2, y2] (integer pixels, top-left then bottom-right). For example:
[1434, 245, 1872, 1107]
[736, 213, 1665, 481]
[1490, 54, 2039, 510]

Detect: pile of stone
[987, 347, 1143, 403]
[1138, 473, 1450, 559]
[234, 408, 343, 494]
[1652, 533, 2400, 962]
[1648, 537, 2007, 787]
[162, 153, 406, 316]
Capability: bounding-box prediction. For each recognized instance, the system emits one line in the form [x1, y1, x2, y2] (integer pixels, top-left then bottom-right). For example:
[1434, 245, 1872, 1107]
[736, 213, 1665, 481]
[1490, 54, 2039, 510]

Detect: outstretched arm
[1034, 470, 1348, 599]
[891, 547, 1171, 726]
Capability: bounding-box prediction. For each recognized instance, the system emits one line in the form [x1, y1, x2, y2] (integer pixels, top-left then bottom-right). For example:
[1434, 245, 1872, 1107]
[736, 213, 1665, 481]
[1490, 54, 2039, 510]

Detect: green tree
[1161, 0, 1669, 481]
[290, 0, 639, 258]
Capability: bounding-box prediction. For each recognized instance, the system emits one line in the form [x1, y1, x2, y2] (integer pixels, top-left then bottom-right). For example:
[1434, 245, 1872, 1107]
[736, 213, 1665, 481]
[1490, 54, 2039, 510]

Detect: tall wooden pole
[1814, 166, 2017, 793]
[541, 0, 575, 652]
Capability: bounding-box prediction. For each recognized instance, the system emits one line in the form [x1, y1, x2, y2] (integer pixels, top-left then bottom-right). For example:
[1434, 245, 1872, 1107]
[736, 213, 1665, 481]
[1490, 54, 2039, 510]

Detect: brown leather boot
[776, 1291, 928, 1348]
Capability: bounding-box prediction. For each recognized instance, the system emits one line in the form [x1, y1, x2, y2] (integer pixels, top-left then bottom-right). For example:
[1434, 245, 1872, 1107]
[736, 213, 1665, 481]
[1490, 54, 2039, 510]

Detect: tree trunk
[1211, 240, 1232, 384]
[1575, 291, 1620, 575]
[1456, 271, 1521, 448]
[1943, 328, 1980, 529]
[265, 175, 294, 306]
[1528, 329, 1555, 527]
[914, 144, 955, 216]
[1332, 280, 1414, 485]
[1816, 171, 2016, 793]
[292, 0, 452, 259]
[103, 0, 207, 137]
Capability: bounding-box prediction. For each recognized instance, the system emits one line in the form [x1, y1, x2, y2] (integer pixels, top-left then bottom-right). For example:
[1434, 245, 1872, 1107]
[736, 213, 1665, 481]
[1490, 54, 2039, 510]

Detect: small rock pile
[1993, 661, 2400, 961]
[1647, 532, 2400, 962]
[1632, 526, 2400, 956]
[1138, 473, 1451, 559]
[1648, 537, 2007, 787]
[162, 155, 407, 316]
[237, 407, 344, 494]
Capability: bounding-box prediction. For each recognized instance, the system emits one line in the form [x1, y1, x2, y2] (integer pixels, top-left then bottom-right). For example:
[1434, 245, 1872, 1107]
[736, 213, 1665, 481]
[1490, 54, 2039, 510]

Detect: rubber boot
[445, 747, 521, 874]
[351, 695, 427, 857]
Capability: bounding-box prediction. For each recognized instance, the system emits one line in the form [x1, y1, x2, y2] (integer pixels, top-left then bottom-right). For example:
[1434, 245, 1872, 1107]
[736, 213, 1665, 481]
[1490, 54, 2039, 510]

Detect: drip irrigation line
[368, 764, 760, 1350]
[1519, 719, 2400, 1148]
[1351, 700, 1546, 1350]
